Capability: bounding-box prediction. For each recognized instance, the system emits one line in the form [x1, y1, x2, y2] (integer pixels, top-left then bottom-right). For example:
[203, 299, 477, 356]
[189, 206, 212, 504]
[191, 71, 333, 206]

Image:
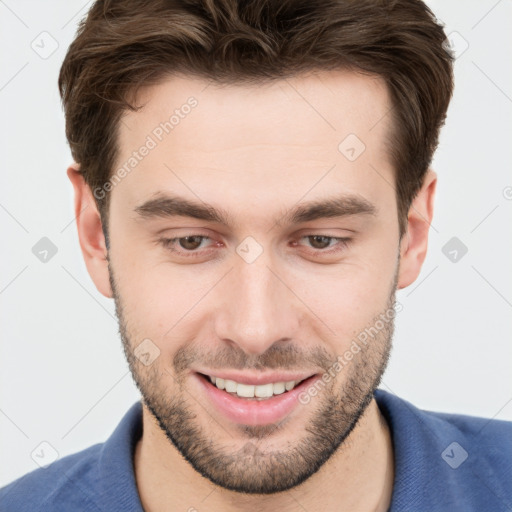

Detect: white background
[1, 0, 511, 487]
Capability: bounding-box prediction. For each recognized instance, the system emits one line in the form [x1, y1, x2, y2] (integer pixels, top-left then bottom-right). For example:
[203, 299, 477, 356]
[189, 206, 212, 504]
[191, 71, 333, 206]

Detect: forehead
[121, 69, 391, 147]
[113, 69, 395, 223]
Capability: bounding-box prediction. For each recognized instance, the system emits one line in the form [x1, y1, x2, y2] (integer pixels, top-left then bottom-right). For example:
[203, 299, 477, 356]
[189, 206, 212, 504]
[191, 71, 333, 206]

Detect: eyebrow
[134, 192, 377, 228]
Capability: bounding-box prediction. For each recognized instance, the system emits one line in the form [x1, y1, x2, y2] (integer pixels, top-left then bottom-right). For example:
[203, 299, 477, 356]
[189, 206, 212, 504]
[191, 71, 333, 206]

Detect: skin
[68, 69, 436, 511]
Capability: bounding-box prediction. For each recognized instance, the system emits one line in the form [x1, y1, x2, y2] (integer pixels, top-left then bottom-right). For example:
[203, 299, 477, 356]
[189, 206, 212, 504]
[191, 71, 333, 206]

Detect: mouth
[194, 371, 321, 426]
[197, 372, 312, 400]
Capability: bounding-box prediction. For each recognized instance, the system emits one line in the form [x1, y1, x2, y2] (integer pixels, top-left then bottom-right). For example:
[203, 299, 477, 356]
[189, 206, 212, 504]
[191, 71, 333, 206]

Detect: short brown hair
[58, 0, 454, 240]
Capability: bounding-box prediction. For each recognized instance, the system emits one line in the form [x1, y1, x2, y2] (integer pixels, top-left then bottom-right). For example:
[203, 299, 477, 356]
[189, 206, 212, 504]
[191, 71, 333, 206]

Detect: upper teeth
[208, 376, 300, 398]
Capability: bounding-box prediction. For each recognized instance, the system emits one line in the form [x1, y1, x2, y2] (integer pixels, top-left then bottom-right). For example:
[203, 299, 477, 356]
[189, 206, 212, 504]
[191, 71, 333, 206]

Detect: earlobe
[397, 169, 437, 290]
[67, 164, 113, 299]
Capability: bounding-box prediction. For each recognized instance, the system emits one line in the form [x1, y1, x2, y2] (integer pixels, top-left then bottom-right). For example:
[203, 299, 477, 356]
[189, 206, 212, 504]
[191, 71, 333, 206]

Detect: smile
[205, 374, 306, 399]
[195, 372, 320, 425]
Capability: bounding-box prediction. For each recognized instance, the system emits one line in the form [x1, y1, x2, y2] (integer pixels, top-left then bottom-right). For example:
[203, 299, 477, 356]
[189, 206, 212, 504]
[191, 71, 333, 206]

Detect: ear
[397, 169, 437, 290]
[67, 163, 113, 298]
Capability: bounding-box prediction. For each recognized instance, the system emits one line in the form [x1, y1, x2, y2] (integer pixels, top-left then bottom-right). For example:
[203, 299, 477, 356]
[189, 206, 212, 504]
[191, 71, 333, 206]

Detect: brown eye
[178, 236, 205, 251]
[159, 235, 213, 256]
[296, 235, 352, 256]
[307, 235, 333, 250]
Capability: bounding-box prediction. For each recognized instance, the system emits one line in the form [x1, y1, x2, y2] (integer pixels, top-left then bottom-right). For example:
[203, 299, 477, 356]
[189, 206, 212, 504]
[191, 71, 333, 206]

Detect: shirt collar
[96, 390, 507, 511]
[98, 401, 144, 512]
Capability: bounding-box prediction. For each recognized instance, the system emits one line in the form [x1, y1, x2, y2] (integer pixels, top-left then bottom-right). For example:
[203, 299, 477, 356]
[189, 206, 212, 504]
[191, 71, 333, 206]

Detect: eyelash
[158, 234, 352, 258]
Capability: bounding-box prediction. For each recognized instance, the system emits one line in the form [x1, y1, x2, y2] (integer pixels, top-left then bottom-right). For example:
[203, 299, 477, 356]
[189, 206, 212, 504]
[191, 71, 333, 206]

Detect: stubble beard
[109, 260, 397, 494]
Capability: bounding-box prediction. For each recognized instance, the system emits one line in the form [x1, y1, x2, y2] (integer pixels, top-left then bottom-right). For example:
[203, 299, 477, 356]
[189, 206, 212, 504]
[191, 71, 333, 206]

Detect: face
[104, 69, 402, 493]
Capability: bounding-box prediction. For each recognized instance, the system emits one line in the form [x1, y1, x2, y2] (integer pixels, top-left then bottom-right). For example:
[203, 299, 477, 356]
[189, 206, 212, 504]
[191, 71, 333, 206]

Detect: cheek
[112, 251, 221, 345]
[292, 255, 397, 345]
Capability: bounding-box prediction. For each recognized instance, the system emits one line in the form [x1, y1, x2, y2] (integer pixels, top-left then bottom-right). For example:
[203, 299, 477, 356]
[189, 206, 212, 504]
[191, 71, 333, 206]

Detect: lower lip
[194, 372, 320, 426]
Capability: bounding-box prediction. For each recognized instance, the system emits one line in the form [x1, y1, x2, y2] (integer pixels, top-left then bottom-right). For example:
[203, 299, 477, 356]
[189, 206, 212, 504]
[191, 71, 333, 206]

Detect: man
[1, 0, 510, 511]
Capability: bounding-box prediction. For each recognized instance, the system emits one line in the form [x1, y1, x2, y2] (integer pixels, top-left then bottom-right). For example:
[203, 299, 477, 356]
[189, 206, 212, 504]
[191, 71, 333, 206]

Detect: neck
[134, 397, 394, 512]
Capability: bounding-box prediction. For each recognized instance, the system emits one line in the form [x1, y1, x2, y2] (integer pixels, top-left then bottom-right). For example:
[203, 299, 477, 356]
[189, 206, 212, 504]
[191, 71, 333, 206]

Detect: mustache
[173, 342, 335, 374]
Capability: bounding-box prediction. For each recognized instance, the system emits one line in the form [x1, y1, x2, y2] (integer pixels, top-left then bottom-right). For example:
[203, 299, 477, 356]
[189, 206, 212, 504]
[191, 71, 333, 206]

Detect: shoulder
[374, 389, 512, 511]
[0, 443, 104, 512]
[0, 401, 143, 512]
[421, 405, 512, 474]
[375, 388, 512, 451]
[432, 407, 512, 444]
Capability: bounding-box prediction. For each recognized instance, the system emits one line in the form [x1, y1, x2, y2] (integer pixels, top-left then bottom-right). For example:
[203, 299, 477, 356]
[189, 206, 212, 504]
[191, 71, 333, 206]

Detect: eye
[295, 235, 352, 254]
[159, 235, 214, 256]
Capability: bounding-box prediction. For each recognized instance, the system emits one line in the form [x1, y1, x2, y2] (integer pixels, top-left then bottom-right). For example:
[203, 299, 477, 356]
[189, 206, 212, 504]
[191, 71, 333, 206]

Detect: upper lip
[195, 370, 318, 386]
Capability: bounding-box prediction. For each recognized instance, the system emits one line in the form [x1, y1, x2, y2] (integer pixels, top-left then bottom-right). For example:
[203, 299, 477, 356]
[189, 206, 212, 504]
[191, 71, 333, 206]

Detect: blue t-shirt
[1, 389, 511, 511]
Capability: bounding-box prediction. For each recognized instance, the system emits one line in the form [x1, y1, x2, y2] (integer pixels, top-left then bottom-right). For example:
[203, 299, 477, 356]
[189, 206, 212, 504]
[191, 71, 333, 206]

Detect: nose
[213, 250, 302, 356]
